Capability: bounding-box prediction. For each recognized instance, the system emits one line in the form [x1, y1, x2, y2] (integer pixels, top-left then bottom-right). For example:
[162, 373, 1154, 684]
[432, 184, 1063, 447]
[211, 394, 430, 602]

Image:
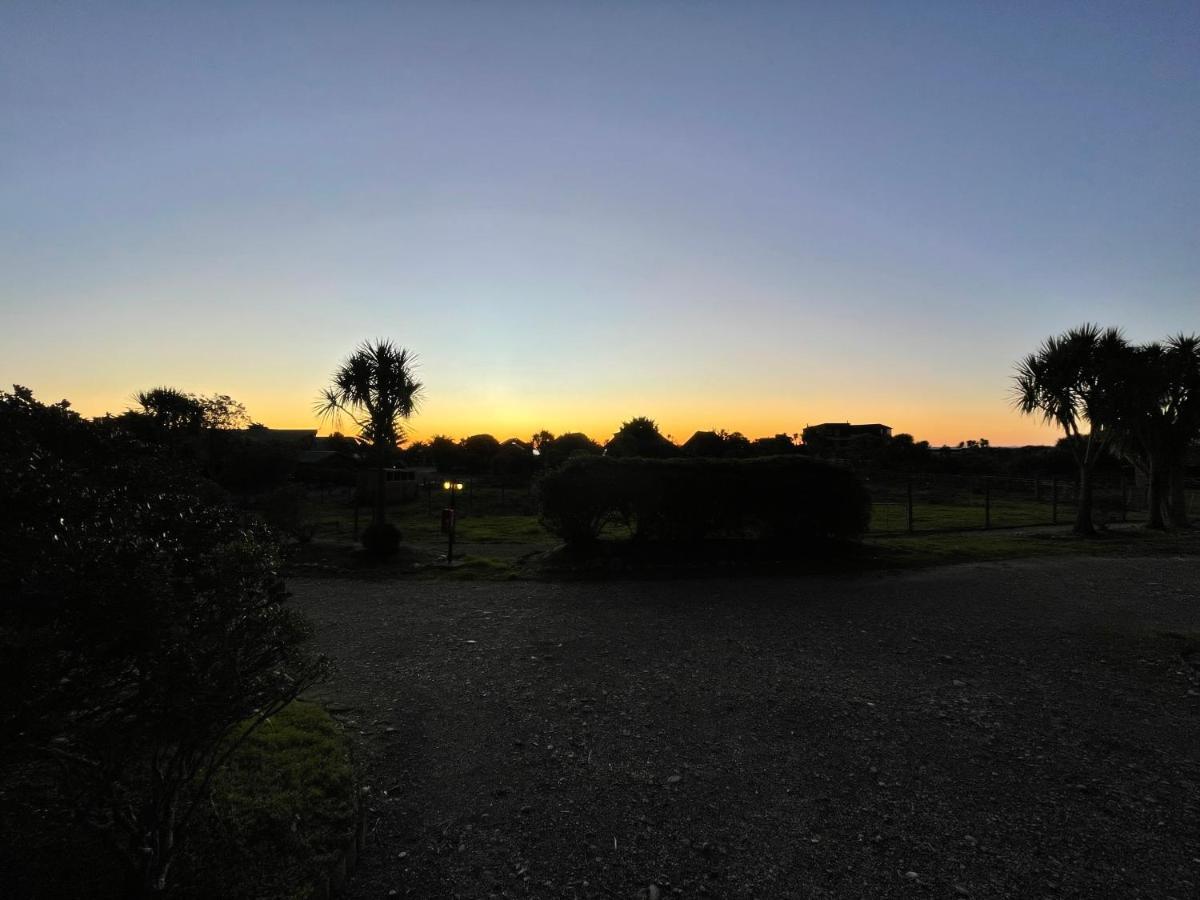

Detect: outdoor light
[441, 480, 465, 564]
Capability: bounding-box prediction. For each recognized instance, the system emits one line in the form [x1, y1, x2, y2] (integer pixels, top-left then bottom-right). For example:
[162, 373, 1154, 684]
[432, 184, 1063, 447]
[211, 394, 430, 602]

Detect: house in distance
[802, 422, 893, 461]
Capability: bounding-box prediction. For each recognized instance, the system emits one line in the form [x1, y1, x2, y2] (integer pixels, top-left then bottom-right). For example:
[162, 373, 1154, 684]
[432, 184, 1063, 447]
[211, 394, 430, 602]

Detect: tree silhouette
[1111, 335, 1200, 528]
[315, 340, 423, 527]
[606, 416, 678, 459]
[1013, 324, 1128, 535]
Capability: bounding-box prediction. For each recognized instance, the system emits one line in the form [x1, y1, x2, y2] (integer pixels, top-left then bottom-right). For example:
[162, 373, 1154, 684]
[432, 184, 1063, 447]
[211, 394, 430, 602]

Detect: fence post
[984, 479, 991, 529]
[1120, 474, 1127, 522]
[906, 478, 914, 533]
[1034, 474, 1041, 501]
[1052, 478, 1058, 524]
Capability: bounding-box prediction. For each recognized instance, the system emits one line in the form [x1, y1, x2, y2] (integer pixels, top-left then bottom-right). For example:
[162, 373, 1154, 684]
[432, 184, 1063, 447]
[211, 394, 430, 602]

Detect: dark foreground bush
[361, 521, 401, 557]
[537, 455, 870, 547]
[0, 386, 327, 896]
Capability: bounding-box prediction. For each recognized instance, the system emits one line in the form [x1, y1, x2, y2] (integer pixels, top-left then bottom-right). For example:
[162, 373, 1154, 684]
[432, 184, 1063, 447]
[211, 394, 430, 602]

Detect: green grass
[417, 554, 523, 580]
[179, 701, 358, 900]
[300, 491, 1196, 580]
[865, 524, 1200, 568]
[307, 495, 553, 546]
[868, 497, 1135, 533]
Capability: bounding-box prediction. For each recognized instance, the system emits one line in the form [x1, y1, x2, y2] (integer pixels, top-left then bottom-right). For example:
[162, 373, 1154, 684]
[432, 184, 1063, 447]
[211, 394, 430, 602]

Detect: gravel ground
[290, 556, 1200, 899]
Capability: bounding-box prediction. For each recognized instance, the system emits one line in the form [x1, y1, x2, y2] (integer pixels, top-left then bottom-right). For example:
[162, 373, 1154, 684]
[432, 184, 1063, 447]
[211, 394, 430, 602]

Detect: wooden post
[906, 478, 914, 533]
[1052, 477, 1058, 525]
[1120, 473, 1128, 522]
[984, 480, 991, 529]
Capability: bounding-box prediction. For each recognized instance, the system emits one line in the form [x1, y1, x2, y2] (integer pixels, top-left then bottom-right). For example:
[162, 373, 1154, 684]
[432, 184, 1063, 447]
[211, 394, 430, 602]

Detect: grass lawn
[178, 701, 359, 900]
[295, 490, 1196, 581]
[0, 701, 358, 900]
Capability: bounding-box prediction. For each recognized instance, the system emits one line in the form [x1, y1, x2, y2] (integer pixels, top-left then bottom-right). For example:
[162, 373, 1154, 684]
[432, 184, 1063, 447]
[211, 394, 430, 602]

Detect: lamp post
[442, 480, 464, 564]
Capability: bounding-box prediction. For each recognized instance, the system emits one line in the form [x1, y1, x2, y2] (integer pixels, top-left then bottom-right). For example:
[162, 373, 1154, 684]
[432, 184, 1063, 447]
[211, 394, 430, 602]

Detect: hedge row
[536, 455, 871, 546]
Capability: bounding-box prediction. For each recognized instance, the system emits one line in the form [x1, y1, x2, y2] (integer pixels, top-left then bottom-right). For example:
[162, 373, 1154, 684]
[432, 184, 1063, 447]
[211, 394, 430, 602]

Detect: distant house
[240, 426, 318, 450]
[802, 422, 892, 459]
[357, 466, 438, 502]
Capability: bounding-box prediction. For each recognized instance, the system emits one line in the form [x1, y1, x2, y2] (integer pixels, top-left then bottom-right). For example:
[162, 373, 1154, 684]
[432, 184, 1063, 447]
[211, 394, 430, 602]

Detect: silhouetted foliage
[534, 431, 603, 469]
[1013, 325, 1129, 535]
[0, 386, 325, 896]
[1108, 334, 1200, 528]
[460, 433, 502, 475]
[537, 455, 870, 547]
[494, 438, 536, 485]
[605, 416, 679, 459]
[749, 433, 800, 457]
[316, 340, 423, 527]
[430, 434, 466, 473]
[211, 436, 297, 494]
[879, 433, 932, 471]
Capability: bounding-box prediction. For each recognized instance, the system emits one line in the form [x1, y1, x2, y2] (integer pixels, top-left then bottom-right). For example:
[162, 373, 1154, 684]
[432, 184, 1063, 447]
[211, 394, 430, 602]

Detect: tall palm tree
[315, 340, 424, 526]
[1013, 324, 1128, 535]
[1160, 334, 1200, 528]
[1107, 334, 1200, 529]
[1108, 342, 1170, 529]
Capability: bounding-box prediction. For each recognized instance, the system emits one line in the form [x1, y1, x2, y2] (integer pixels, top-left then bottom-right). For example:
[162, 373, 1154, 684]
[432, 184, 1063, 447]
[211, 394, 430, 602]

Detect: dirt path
[290, 557, 1200, 899]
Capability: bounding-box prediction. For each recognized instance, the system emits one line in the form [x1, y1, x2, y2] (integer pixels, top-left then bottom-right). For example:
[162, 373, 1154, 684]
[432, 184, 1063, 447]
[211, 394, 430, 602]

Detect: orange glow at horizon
[73, 393, 1057, 449]
[33, 374, 1066, 450]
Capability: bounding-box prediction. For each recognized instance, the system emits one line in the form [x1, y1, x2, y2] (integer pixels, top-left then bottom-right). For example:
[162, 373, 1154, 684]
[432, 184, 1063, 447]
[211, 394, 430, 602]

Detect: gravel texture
[290, 556, 1200, 899]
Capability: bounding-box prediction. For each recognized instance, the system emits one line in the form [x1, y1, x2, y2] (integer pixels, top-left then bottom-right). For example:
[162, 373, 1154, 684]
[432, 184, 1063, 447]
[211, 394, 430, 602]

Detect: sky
[2, 2, 1197, 447]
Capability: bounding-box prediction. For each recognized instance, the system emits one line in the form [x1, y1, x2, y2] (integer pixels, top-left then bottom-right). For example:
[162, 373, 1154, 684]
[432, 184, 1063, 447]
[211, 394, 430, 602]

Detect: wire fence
[863, 470, 1200, 534]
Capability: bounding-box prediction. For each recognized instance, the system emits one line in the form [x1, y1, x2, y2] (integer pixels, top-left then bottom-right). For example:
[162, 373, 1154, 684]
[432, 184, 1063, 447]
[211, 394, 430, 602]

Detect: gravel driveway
[290, 556, 1200, 899]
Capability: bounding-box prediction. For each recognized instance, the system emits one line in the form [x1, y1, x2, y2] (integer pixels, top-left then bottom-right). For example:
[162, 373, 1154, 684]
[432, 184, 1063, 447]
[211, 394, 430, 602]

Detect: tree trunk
[1167, 459, 1191, 529]
[374, 463, 386, 527]
[1074, 463, 1095, 536]
[1146, 456, 1166, 530]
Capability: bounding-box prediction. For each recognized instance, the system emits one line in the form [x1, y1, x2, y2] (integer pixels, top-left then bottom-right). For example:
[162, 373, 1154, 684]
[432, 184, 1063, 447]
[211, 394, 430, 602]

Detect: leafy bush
[537, 455, 870, 547]
[536, 456, 625, 545]
[0, 386, 326, 895]
[361, 521, 401, 557]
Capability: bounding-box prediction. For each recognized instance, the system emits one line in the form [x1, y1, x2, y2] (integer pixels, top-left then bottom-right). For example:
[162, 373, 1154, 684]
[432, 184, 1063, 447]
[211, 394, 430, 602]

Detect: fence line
[864, 470, 1199, 534]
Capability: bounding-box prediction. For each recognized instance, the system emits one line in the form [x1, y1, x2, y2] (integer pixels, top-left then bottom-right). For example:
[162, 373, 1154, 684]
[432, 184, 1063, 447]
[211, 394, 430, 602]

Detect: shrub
[0, 386, 327, 896]
[361, 521, 401, 558]
[537, 455, 870, 547]
[536, 456, 625, 545]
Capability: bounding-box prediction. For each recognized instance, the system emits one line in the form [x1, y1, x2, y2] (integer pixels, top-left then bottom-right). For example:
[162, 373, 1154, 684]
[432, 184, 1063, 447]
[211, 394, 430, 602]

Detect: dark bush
[537, 455, 870, 547]
[361, 521, 401, 557]
[0, 386, 326, 894]
[535, 456, 624, 545]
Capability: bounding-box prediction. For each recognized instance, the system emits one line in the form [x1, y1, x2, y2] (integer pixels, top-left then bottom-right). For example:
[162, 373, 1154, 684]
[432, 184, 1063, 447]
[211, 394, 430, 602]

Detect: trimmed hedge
[536, 455, 870, 547]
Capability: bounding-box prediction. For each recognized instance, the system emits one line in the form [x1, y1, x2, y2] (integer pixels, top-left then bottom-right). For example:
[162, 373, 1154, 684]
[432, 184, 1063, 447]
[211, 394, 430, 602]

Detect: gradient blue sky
[3, 2, 1197, 445]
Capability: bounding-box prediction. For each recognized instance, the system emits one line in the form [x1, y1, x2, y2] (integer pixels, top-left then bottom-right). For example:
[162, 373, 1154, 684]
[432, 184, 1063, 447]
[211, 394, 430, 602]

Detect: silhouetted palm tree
[1160, 334, 1200, 527]
[1013, 324, 1128, 535]
[315, 340, 423, 526]
[1108, 342, 1171, 528]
